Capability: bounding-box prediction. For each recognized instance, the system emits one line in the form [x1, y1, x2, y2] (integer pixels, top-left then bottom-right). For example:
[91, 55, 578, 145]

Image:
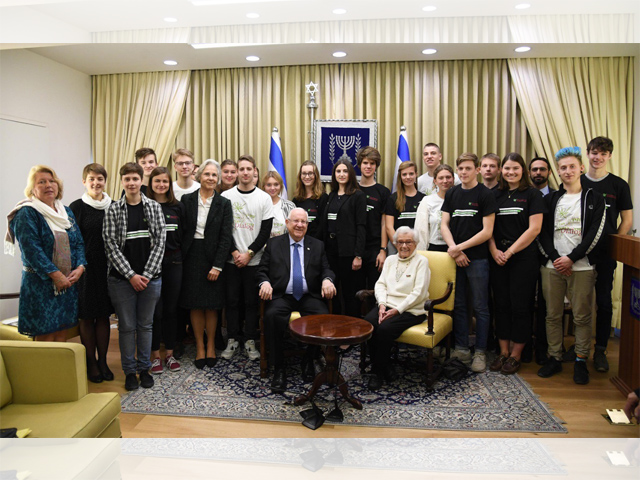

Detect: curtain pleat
[92, 70, 191, 197]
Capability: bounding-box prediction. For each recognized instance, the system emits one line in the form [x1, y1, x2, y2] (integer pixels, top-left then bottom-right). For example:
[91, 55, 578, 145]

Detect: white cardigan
[374, 250, 430, 316]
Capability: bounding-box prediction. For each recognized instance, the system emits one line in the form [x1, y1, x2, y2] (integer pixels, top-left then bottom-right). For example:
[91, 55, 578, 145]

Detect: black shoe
[98, 364, 114, 381]
[206, 357, 218, 368]
[562, 344, 576, 363]
[139, 370, 154, 388]
[573, 361, 590, 385]
[535, 349, 547, 366]
[88, 373, 103, 384]
[271, 368, 287, 393]
[382, 364, 397, 383]
[301, 361, 316, 383]
[368, 373, 384, 391]
[593, 348, 609, 373]
[124, 373, 139, 391]
[194, 358, 206, 369]
[537, 357, 562, 378]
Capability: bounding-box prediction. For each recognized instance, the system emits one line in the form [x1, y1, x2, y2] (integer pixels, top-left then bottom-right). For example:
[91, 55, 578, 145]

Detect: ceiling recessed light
[332, 8, 347, 14]
[332, 51, 347, 58]
[246, 55, 260, 62]
[422, 6, 437, 12]
[515, 3, 531, 9]
[514, 46, 531, 53]
[164, 60, 178, 66]
[246, 12, 259, 18]
[422, 48, 437, 55]
[164, 17, 178, 22]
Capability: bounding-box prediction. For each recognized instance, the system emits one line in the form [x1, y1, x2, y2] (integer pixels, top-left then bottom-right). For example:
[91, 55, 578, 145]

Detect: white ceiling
[1, 0, 639, 74]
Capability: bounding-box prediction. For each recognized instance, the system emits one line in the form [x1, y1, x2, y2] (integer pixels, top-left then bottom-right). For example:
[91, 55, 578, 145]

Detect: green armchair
[0, 340, 121, 438]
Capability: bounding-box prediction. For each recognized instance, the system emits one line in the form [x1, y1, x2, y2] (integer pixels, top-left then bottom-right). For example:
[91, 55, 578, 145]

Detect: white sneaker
[451, 349, 472, 365]
[471, 352, 486, 373]
[221, 338, 239, 359]
[245, 340, 260, 361]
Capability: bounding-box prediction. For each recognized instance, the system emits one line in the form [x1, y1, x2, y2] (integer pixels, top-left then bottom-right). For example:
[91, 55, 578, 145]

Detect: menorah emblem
[329, 133, 362, 163]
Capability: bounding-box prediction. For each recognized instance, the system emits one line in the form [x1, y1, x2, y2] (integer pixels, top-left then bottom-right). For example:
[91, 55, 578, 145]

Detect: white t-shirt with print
[270, 199, 287, 238]
[173, 181, 200, 201]
[222, 186, 274, 266]
[547, 192, 592, 271]
[423, 193, 446, 245]
[417, 171, 461, 196]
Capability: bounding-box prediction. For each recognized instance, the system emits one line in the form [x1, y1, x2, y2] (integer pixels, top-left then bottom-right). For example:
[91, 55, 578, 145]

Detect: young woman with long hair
[292, 160, 327, 239]
[385, 161, 425, 248]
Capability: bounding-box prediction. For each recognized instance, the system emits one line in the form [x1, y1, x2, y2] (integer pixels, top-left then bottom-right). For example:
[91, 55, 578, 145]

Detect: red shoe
[165, 355, 181, 372]
[150, 358, 163, 375]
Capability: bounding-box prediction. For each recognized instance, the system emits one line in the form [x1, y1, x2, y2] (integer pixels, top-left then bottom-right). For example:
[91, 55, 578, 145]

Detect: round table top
[289, 314, 373, 346]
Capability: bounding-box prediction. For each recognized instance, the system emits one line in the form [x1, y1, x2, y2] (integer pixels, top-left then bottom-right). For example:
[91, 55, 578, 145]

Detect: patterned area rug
[121, 438, 566, 474]
[121, 346, 567, 433]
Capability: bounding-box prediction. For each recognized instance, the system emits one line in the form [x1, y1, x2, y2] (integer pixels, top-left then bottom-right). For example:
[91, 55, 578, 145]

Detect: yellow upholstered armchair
[0, 340, 121, 438]
[357, 250, 456, 389]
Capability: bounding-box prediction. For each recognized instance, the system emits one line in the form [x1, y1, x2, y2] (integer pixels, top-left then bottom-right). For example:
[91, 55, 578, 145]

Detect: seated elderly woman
[363, 226, 430, 390]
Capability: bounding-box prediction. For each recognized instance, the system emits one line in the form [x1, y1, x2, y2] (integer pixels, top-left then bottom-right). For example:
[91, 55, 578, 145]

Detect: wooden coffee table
[289, 314, 373, 410]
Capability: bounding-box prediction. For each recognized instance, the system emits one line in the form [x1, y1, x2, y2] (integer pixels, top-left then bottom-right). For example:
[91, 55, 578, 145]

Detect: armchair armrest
[355, 289, 374, 302]
[424, 282, 454, 336]
[0, 341, 87, 404]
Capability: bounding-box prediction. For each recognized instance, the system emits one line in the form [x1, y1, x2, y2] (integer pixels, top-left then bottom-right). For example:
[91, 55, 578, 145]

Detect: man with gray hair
[256, 208, 337, 393]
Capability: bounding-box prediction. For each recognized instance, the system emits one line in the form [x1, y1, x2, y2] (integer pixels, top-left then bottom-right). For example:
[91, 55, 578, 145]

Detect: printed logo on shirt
[327, 213, 338, 221]
[468, 202, 479, 207]
[398, 212, 417, 220]
[452, 209, 477, 218]
[125, 229, 150, 240]
[165, 224, 178, 231]
[366, 205, 374, 212]
[497, 207, 523, 216]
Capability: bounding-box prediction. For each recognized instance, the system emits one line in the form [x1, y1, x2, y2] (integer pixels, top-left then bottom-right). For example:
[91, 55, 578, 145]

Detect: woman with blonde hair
[6, 165, 86, 341]
[414, 164, 455, 252]
[262, 171, 295, 237]
[385, 161, 425, 248]
[292, 160, 327, 239]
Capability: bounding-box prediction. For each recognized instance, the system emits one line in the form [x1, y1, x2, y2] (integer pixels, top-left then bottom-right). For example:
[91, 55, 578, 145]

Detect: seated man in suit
[257, 207, 337, 393]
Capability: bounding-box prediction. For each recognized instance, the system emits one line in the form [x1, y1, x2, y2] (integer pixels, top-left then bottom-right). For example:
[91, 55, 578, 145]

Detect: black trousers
[489, 251, 538, 344]
[362, 246, 382, 290]
[326, 249, 365, 318]
[265, 294, 328, 369]
[225, 263, 259, 342]
[364, 306, 425, 370]
[152, 252, 182, 351]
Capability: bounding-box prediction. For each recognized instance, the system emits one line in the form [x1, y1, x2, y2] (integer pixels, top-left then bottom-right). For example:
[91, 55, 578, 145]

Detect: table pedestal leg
[293, 346, 363, 410]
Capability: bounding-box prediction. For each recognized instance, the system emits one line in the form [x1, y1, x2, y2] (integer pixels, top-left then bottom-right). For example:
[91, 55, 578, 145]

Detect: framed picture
[312, 119, 378, 181]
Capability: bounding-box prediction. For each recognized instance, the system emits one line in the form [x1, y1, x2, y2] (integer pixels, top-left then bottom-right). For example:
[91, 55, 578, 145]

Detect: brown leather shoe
[490, 355, 508, 372]
[501, 357, 521, 375]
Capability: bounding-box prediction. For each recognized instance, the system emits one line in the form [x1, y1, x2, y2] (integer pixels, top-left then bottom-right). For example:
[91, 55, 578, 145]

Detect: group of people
[5, 136, 633, 400]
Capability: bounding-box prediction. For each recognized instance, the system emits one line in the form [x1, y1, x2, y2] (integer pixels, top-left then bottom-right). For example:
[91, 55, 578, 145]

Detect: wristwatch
[247, 249, 255, 258]
[380, 247, 388, 253]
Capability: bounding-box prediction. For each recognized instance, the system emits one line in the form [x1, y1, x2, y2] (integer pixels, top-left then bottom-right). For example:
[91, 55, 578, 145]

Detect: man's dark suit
[256, 233, 335, 369]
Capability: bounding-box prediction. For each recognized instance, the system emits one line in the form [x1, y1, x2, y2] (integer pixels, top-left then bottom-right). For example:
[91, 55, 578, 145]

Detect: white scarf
[81, 192, 112, 210]
[4, 197, 71, 256]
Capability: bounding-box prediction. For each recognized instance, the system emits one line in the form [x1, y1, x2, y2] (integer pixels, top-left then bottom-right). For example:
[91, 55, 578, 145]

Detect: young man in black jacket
[537, 147, 606, 385]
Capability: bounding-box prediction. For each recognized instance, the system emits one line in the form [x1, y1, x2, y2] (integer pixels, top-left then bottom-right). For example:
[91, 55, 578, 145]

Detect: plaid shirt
[103, 194, 166, 280]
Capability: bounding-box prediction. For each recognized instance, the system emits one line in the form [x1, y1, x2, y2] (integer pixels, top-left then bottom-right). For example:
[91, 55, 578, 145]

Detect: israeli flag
[392, 126, 411, 193]
[268, 127, 288, 199]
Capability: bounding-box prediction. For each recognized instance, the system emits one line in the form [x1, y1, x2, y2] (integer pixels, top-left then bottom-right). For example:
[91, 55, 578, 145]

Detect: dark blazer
[181, 189, 233, 269]
[256, 233, 335, 300]
[321, 189, 367, 257]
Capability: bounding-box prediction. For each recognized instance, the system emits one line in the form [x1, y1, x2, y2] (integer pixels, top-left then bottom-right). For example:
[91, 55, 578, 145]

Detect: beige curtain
[508, 56, 634, 328]
[92, 71, 191, 197]
[176, 59, 534, 191]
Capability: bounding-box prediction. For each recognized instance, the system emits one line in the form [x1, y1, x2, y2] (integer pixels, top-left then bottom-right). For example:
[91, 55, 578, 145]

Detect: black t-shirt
[385, 191, 425, 230]
[581, 173, 633, 236]
[112, 202, 151, 280]
[326, 194, 343, 234]
[160, 201, 186, 254]
[360, 183, 391, 250]
[494, 187, 546, 254]
[441, 183, 497, 260]
[293, 193, 328, 239]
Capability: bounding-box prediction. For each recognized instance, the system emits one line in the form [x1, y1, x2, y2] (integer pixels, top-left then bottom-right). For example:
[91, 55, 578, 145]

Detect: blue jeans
[453, 258, 490, 351]
[108, 276, 162, 375]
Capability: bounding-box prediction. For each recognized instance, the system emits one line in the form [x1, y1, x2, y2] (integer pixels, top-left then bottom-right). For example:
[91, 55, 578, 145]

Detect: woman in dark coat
[181, 159, 233, 369]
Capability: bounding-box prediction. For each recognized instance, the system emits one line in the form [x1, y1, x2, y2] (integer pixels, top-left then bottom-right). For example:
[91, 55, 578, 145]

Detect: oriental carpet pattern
[121, 346, 567, 433]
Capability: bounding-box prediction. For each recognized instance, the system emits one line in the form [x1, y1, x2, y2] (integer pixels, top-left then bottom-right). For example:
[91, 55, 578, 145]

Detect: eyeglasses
[397, 241, 416, 246]
[301, 172, 315, 177]
[289, 220, 308, 225]
[175, 161, 194, 167]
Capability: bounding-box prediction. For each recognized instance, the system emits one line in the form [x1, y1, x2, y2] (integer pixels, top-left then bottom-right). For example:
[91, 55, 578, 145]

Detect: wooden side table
[289, 314, 373, 410]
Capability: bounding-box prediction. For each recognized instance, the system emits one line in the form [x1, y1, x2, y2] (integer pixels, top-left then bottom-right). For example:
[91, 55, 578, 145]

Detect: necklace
[507, 188, 517, 200]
